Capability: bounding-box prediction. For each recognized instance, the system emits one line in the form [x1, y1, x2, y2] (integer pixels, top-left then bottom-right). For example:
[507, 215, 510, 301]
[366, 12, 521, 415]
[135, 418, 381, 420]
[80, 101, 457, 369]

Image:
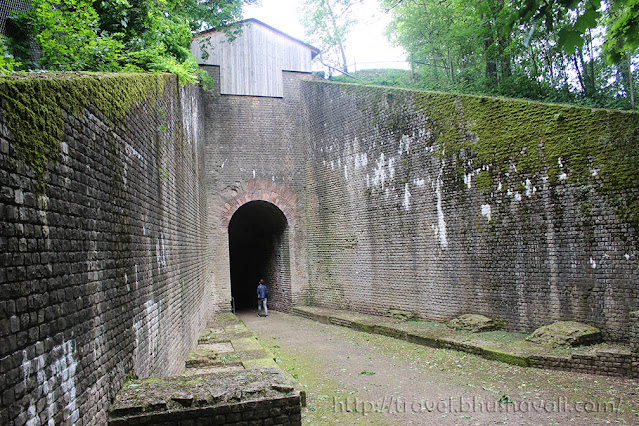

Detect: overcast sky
[242, 0, 409, 71]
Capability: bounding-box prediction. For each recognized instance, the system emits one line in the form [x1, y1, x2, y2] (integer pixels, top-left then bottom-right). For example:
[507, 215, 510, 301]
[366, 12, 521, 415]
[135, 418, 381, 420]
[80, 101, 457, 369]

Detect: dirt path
[239, 311, 639, 425]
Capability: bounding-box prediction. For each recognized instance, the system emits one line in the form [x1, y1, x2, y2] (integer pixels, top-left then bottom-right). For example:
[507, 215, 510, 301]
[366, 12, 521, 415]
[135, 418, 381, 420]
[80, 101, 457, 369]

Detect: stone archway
[228, 200, 292, 312]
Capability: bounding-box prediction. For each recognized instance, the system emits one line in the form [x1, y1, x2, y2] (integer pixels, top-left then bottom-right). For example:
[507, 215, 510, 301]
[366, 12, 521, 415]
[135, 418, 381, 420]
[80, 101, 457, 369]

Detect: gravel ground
[239, 311, 639, 425]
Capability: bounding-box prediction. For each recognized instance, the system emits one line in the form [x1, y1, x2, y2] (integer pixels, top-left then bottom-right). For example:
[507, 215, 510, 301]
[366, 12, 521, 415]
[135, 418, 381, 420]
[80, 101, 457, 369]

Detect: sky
[242, 0, 409, 71]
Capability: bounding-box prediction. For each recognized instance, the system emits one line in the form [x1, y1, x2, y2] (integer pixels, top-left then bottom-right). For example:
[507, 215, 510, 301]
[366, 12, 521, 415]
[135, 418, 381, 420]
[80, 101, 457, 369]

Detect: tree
[4, 0, 255, 83]
[513, 0, 637, 107]
[382, 0, 517, 93]
[515, 0, 639, 63]
[0, 36, 21, 73]
[382, 0, 637, 109]
[301, 0, 361, 73]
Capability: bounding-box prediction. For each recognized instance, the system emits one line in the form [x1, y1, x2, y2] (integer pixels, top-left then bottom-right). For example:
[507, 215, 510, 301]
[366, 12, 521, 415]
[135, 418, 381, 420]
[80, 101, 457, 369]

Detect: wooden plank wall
[192, 22, 315, 97]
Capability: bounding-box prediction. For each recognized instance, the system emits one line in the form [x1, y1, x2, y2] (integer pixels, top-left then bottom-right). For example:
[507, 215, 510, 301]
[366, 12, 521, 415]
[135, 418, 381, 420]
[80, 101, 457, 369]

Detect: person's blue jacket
[257, 283, 268, 299]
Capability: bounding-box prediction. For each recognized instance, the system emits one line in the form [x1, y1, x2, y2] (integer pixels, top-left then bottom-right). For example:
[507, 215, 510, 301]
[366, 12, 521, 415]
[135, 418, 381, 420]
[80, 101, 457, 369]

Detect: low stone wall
[108, 314, 303, 426]
[293, 306, 638, 379]
[108, 370, 302, 426]
[530, 348, 635, 378]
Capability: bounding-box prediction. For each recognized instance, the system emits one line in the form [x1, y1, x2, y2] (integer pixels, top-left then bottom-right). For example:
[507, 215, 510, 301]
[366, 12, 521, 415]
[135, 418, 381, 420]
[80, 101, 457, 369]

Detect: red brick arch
[221, 179, 297, 228]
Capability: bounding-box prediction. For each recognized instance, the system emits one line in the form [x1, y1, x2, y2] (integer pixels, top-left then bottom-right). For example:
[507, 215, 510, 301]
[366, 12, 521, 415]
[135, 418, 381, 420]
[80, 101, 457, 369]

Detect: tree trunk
[499, 36, 511, 81]
[572, 52, 586, 94]
[449, 47, 454, 83]
[627, 55, 635, 109]
[485, 36, 497, 85]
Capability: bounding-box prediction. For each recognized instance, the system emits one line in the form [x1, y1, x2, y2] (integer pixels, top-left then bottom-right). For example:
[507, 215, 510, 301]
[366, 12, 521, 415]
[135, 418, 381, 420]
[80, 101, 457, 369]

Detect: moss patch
[308, 81, 639, 229]
[448, 314, 506, 333]
[527, 321, 603, 347]
[0, 72, 169, 190]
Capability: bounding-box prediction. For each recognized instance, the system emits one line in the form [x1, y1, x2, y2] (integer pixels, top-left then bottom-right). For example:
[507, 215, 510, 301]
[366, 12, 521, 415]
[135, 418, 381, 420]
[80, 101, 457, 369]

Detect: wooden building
[191, 19, 320, 98]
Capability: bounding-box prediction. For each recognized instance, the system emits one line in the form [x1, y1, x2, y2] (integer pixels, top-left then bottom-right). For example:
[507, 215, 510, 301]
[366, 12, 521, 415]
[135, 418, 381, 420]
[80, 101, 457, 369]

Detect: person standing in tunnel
[257, 279, 268, 317]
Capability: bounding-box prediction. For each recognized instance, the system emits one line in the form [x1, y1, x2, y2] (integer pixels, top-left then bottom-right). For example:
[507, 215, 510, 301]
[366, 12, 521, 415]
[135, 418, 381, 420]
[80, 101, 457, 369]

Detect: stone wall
[199, 66, 312, 313]
[631, 311, 639, 352]
[1, 69, 638, 425]
[0, 74, 212, 425]
[301, 81, 639, 343]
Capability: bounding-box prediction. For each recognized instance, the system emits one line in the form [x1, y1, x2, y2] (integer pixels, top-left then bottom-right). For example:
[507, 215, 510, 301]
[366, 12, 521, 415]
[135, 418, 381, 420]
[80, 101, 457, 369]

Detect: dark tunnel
[228, 200, 291, 312]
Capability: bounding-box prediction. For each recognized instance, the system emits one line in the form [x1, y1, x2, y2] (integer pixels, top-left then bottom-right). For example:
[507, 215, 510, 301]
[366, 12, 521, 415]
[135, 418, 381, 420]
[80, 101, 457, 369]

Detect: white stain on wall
[403, 183, 411, 211]
[133, 299, 161, 377]
[524, 179, 536, 197]
[372, 153, 387, 188]
[122, 142, 145, 186]
[387, 157, 395, 181]
[398, 134, 412, 155]
[156, 232, 167, 273]
[23, 340, 79, 425]
[436, 178, 448, 249]
[481, 204, 492, 222]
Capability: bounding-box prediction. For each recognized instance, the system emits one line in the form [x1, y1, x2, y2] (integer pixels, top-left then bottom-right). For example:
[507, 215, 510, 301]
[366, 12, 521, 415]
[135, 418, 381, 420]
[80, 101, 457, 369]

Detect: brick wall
[631, 311, 639, 353]
[199, 66, 313, 313]
[1, 69, 638, 424]
[301, 81, 639, 343]
[0, 74, 212, 425]
[108, 395, 302, 426]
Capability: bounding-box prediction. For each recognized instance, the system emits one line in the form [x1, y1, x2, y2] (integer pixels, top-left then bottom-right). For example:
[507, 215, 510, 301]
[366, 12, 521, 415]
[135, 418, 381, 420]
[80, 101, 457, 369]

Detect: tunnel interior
[228, 200, 291, 312]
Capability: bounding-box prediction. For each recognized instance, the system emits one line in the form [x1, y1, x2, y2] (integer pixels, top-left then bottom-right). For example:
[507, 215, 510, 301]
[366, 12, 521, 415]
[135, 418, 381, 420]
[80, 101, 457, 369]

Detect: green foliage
[516, 0, 639, 62]
[0, 36, 21, 74]
[604, 0, 639, 63]
[383, 0, 637, 110]
[7, 0, 251, 84]
[28, 0, 124, 71]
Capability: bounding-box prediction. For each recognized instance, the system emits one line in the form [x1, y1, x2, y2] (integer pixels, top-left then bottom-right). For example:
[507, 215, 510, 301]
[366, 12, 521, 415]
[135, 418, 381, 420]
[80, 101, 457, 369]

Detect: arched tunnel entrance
[228, 200, 292, 312]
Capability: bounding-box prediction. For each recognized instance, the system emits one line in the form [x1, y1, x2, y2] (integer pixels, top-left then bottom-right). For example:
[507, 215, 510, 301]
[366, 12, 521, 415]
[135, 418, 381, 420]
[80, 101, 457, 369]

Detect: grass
[253, 314, 639, 425]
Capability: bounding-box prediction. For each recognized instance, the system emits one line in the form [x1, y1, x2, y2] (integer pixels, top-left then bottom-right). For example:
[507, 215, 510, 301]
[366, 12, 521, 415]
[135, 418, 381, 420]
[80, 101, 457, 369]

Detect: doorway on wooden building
[228, 200, 292, 313]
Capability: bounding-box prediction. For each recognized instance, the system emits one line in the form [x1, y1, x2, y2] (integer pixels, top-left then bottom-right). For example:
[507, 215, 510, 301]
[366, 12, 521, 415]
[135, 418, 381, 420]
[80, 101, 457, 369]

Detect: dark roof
[196, 18, 320, 59]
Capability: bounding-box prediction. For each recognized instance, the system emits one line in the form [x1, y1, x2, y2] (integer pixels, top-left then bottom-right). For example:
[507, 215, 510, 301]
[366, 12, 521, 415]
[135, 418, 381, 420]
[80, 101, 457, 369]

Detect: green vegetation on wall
[313, 81, 639, 228]
[0, 72, 169, 190]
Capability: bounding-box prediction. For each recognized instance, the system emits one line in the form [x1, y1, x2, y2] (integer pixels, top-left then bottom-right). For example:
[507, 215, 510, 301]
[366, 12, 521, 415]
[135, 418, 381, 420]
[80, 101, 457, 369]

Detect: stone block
[527, 321, 602, 347]
[447, 314, 505, 333]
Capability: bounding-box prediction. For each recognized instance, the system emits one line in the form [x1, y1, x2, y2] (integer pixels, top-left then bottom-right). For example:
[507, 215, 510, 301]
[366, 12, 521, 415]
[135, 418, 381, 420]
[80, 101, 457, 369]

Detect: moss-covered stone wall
[0, 73, 212, 425]
[1, 69, 637, 424]
[301, 81, 639, 343]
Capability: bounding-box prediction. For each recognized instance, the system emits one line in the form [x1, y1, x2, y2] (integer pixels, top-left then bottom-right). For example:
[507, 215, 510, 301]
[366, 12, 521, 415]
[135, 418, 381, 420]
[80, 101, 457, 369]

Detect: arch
[221, 179, 297, 229]
[228, 200, 292, 312]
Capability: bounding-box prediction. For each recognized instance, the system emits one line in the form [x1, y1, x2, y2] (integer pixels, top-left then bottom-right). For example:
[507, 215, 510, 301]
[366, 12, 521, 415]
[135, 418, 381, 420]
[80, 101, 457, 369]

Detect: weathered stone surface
[294, 306, 638, 378]
[385, 309, 415, 321]
[0, 74, 210, 425]
[448, 314, 505, 333]
[2, 61, 639, 426]
[527, 321, 603, 347]
[108, 370, 302, 425]
[630, 311, 639, 354]
[110, 313, 304, 424]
